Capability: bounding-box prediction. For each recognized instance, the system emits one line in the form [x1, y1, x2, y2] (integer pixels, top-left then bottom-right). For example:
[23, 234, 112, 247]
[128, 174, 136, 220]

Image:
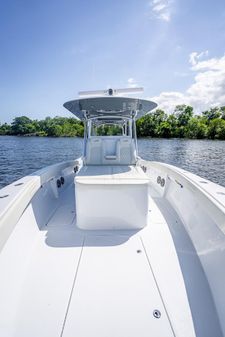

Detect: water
[0, 136, 83, 189]
[138, 138, 225, 187]
[0, 136, 224, 189]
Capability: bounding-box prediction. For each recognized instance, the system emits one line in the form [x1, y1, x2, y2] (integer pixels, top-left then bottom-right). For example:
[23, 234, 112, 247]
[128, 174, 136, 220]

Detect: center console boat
[0, 88, 225, 337]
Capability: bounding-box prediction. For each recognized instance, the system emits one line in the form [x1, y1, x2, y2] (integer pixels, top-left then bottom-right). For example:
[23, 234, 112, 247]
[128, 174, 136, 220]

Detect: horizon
[1, 0, 225, 123]
[1, 102, 225, 125]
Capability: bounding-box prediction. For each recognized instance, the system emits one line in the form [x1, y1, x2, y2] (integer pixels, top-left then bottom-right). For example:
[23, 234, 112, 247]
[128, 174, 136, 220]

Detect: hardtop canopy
[63, 96, 157, 120]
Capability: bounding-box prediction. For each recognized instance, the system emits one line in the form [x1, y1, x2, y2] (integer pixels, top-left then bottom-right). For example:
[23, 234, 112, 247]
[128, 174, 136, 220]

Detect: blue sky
[1, 0, 225, 123]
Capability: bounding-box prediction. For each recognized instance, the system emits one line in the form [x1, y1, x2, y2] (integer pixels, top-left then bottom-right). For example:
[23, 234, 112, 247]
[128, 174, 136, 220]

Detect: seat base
[75, 166, 149, 230]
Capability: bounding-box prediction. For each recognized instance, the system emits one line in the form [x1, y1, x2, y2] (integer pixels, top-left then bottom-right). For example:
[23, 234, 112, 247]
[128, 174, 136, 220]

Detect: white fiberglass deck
[2, 90, 225, 337]
[0, 177, 222, 337]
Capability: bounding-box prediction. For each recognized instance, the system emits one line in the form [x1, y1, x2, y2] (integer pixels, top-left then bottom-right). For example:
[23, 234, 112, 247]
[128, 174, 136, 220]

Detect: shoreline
[0, 134, 224, 141]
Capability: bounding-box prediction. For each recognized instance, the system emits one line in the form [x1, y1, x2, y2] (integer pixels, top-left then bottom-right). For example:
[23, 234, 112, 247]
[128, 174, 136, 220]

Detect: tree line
[0, 105, 225, 139]
[136, 105, 225, 140]
[0, 116, 84, 137]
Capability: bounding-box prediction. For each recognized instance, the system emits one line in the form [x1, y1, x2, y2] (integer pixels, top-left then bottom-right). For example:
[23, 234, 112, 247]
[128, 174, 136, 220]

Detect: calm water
[0, 136, 225, 189]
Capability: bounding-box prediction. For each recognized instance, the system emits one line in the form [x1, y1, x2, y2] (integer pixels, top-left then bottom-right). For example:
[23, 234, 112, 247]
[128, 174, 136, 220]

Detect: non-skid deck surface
[0, 183, 217, 337]
[61, 235, 174, 337]
[0, 227, 174, 337]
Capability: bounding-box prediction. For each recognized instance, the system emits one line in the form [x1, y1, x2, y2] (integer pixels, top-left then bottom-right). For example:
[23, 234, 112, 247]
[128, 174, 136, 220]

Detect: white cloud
[151, 52, 225, 113]
[127, 78, 139, 88]
[150, 0, 173, 22]
[189, 50, 209, 66]
[151, 91, 187, 112]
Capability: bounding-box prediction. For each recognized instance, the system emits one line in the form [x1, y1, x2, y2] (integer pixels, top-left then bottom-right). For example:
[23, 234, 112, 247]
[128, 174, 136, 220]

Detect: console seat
[85, 137, 136, 165]
[75, 166, 149, 230]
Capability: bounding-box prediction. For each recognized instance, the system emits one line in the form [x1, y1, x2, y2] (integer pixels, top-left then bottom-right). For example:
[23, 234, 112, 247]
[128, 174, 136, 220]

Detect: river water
[0, 136, 224, 188]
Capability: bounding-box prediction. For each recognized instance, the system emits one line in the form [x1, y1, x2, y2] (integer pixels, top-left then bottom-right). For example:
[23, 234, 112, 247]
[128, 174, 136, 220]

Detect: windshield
[91, 124, 123, 136]
[89, 118, 132, 137]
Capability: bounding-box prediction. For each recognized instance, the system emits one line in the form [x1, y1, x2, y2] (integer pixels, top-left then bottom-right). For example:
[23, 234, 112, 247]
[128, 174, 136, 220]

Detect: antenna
[78, 87, 144, 97]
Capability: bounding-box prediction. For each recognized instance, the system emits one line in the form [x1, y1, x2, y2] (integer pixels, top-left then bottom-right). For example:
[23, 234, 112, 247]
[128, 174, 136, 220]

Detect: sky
[1, 0, 225, 123]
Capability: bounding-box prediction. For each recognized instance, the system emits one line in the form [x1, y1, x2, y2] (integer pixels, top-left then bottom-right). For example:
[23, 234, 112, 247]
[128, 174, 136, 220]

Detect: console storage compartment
[75, 166, 149, 230]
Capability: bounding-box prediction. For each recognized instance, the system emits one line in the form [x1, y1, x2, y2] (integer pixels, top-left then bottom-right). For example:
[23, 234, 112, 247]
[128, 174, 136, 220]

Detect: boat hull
[0, 159, 224, 337]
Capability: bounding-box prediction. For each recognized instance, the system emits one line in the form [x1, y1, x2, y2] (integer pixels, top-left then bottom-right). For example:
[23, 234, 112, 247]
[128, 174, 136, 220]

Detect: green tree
[175, 105, 193, 125]
[47, 124, 63, 137]
[0, 123, 11, 135]
[174, 105, 193, 137]
[136, 114, 155, 137]
[158, 121, 172, 138]
[202, 107, 222, 122]
[167, 114, 178, 137]
[136, 109, 168, 137]
[208, 118, 225, 139]
[185, 117, 208, 139]
[11, 116, 33, 135]
[220, 106, 225, 120]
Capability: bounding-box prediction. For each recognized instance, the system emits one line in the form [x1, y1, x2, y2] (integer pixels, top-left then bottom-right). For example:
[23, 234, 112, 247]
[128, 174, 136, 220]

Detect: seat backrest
[85, 138, 102, 165]
[119, 138, 136, 165]
[102, 138, 120, 165]
[85, 137, 136, 166]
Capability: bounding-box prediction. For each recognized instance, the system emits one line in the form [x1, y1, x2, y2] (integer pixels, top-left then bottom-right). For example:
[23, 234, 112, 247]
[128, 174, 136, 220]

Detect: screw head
[153, 309, 161, 319]
[161, 178, 165, 187]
